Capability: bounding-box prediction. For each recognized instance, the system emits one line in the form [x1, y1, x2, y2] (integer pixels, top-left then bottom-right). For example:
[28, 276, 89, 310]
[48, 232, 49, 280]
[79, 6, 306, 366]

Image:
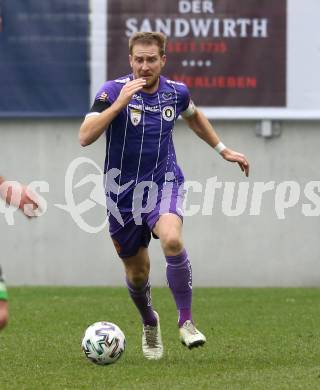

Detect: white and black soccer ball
[81, 321, 126, 365]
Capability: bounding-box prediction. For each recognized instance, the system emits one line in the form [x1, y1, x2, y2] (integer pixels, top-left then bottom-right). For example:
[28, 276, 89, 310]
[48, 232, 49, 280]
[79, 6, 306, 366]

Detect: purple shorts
[109, 183, 185, 258]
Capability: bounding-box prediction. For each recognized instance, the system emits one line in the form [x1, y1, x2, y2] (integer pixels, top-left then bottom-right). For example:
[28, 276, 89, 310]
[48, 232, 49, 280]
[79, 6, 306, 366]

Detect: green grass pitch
[1, 287, 320, 389]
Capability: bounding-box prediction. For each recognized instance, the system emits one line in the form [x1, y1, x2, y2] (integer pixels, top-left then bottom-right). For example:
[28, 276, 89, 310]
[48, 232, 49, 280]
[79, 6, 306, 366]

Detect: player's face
[129, 43, 166, 92]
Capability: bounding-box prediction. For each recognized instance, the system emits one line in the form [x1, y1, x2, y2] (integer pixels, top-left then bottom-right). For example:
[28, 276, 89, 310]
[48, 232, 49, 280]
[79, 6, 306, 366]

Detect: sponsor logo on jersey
[162, 106, 175, 121]
[133, 94, 143, 101]
[130, 108, 142, 126]
[129, 103, 143, 111]
[129, 103, 160, 113]
[145, 105, 160, 113]
[162, 92, 173, 101]
[98, 92, 109, 102]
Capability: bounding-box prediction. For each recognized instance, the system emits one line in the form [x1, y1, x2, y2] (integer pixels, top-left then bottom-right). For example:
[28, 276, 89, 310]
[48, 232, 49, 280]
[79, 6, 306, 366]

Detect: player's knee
[161, 234, 183, 256]
[127, 267, 150, 288]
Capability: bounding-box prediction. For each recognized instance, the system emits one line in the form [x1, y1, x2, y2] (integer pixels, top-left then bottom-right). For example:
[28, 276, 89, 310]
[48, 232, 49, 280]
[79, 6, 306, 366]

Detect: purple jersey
[87, 74, 191, 213]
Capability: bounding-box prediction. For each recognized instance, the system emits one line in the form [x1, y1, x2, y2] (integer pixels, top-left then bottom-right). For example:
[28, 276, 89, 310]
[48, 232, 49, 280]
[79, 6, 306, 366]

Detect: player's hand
[19, 185, 42, 218]
[115, 78, 146, 108]
[1, 182, 41, 218]
[220, 148, 250, 177]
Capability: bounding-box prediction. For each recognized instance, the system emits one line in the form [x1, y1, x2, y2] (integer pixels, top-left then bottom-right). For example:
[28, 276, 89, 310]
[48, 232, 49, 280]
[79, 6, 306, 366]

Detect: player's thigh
[122, 247, 151, 285]
[153, 213, 183, 242]
[153, 213, 184, 256]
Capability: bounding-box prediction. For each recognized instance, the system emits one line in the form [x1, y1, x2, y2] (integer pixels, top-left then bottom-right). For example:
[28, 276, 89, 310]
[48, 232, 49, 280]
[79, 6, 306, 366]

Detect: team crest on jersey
[130, 108, 142, 126]
[162, 106, 175, 121]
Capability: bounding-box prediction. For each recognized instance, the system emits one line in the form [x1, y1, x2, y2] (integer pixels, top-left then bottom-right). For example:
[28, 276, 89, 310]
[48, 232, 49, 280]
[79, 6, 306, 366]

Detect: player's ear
[161, 55, 166, 68]
[129, 55, 133, 68]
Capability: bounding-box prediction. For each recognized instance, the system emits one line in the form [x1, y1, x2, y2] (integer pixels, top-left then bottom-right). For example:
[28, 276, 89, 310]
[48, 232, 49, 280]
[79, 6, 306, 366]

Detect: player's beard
[141, 73, 160, 92]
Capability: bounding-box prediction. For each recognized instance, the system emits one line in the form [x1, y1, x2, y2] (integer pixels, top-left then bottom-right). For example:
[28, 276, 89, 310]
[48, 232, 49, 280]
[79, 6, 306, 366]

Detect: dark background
[107, 0, 286, 107]
[0, 0, 90, 117]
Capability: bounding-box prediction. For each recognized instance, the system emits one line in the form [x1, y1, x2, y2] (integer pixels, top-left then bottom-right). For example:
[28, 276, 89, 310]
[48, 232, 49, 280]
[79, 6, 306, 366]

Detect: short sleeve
[179, 83, 191, 112]
[86, 81, 115, 117]
[179, 84, 196, 118]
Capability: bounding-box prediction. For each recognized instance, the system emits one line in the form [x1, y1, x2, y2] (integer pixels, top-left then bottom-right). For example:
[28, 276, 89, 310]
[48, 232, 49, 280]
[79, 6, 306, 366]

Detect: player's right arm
[0, 176, 41, 217]
[79, 78, 146, 146]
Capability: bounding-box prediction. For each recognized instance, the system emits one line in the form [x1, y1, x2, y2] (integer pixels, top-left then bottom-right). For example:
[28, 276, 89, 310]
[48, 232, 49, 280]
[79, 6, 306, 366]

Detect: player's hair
[129, 32, 166, 56]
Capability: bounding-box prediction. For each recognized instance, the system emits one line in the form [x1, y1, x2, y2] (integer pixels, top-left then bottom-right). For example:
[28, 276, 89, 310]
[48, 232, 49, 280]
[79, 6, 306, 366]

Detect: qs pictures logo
[55, 157, 108, 234]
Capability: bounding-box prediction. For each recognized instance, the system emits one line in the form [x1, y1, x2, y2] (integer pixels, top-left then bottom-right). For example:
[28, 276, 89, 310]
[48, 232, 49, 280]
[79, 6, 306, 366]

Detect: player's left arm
[182, 108, 249, 177]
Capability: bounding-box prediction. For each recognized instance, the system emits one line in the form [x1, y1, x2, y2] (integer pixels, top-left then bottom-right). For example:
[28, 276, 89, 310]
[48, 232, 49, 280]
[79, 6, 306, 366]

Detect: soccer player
[79, 32, 249, 360]
[0, 176, 40, 330]
[0, 265, 8, 330]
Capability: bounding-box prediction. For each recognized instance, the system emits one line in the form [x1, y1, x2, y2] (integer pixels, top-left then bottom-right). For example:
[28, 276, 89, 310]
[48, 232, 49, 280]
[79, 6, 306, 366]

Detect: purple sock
[166, 249, 193, 327]
[126, 278, 157, 326]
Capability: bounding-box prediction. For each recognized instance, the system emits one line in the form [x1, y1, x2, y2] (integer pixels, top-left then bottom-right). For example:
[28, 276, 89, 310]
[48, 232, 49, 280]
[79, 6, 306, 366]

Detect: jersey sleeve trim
[85, 112, 101, 118]
[88, 99, 111, 114]
[181, 100, 197, 118]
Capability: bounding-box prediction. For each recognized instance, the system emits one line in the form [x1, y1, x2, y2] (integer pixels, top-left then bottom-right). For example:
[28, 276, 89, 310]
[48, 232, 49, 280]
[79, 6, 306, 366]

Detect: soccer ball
[81, 321, 126, 365]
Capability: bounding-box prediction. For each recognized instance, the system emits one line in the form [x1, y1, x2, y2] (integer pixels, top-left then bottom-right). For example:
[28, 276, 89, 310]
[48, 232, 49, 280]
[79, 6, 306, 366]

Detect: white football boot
[179, 320, 206, 349]
[142, 311, 164, 360]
